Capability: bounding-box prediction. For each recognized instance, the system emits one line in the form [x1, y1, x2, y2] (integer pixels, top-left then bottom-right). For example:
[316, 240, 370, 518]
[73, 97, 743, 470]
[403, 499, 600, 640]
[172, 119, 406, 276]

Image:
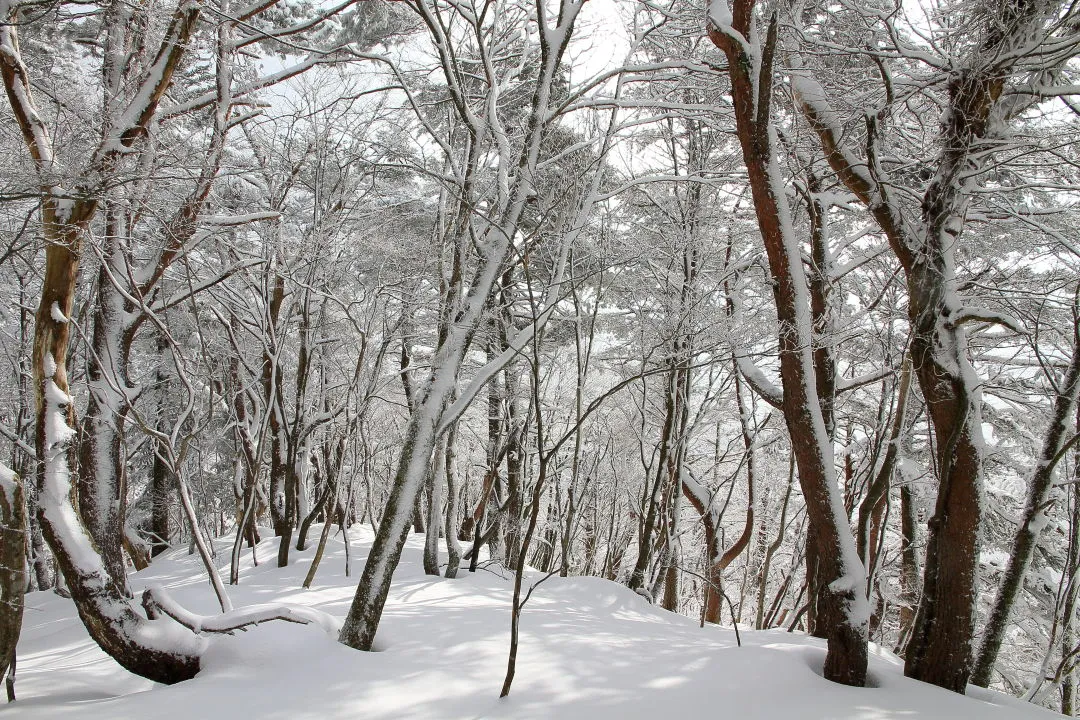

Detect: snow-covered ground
[6, 527, 1058, 719]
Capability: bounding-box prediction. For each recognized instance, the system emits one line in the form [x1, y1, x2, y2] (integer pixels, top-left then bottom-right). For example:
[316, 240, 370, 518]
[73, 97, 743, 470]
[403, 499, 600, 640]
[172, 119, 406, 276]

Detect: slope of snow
[6, 527, 1056, 719]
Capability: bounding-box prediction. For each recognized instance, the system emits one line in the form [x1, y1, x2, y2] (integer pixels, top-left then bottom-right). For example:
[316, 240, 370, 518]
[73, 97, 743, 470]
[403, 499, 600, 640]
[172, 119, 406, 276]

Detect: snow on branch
[734, 355, 783, 409]
[142, 585, 342, 637]
[706, 0, 749, 55]
[0, 463, 16, 506]
[948, 307, 1028, 334]
[0, 423, 36, 459]
[201, 211, 281, 226]
[836, 368, 892, 395]
[92, 0, 204, 160]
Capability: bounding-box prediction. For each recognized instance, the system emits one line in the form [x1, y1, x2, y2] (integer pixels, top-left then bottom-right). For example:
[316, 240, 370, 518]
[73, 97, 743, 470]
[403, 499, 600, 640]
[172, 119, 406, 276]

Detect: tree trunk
[902, 268, 984, 693]
[0, 469, 27, 696]
[503, 366, 525, 570]
[857, 355, 912, 570]
[338, 380, 445, 650]
[31, 218, 203, 684]
[1061, 464, 1080, 715]
[77, 239, 133, 584]
[264, 272, 289, 540]
[896, 481, 920, 654]
[150, 331, 173, 557]
[792, 1, 1059, 689]
[708, 6, 868, 686]
[443, 424, 462, 578]
[756, 456, 794, 629]
[971, 322, 1080, 686]
[424, 434, 446, 576]
[628, 360, 683, 592]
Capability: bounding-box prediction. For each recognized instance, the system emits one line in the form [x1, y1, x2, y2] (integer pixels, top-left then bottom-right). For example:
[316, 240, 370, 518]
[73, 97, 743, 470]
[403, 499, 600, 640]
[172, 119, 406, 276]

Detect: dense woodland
[1, 0, 1079, 712]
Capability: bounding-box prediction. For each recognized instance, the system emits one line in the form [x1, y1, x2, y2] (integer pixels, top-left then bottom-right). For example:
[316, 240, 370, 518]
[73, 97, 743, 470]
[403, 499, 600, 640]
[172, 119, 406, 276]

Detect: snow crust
[10, 527, 1057, 720]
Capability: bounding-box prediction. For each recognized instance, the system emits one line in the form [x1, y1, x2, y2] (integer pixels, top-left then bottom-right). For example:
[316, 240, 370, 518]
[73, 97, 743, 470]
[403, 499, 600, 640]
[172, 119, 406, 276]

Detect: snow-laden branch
[681, 471, 718, 526]
[734, 355, 783, 409]
[948, 307, 1028, 334]
[789, 63, 918, 265]
[202, 211, 281, 226]
[91, 0, 204, 159]
[836, 367, 893, 395]
[142, 585, 342, 637]
[0, 423, 35, 458]
[436, 270, 566, 438]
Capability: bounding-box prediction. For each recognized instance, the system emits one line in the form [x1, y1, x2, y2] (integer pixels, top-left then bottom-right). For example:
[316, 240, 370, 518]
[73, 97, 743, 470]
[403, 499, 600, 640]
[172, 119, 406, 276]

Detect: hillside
[6, 528, 1058, 720]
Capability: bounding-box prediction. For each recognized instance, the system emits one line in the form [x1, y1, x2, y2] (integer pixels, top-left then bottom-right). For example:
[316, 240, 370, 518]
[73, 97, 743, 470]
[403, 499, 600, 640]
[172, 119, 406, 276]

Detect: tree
[791, 0, 1080, 691]
[338, 0, 591, 652]
[706, 0, 869, 686]
[973, 291, 1080, 686]
[0, 0, 393, 683]
[0, 466, 26, 700]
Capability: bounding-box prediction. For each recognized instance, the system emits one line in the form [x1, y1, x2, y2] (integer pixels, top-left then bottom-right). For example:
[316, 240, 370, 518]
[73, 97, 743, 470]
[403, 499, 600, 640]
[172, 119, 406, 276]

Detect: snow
[8, 527, 1058, 720]
[0, 462, 16, 505]
[707, 0, 732, 30]
[49, 301, 68, 324]
[43, 380, 75, 448]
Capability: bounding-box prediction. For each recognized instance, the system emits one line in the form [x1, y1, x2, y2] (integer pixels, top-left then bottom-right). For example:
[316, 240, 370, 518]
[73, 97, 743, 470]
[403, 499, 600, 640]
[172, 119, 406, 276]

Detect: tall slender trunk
[424, 434, 447, 576]
[399, 316, 426, 536]
[0, 468, 27, 697]
[628, 360, 683, 592]
[264, 272, 288, 539]
[150, 331, 173, 557]
[77, 231, 134, 584]
[444, 424, 462, 578]
[972, 322, 1080, 686]
[708, 6, 868, 685]
[338, 350, 455, 650]
[857, 355, 912, 570]
[503, 362, 526, 570]
[756, 457, 794, 629]
[1061, 463, 1080, 715]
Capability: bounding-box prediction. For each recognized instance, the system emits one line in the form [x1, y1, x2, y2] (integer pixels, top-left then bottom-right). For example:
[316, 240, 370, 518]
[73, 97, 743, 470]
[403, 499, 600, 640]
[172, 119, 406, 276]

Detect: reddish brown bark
[707, 6, 867, 686]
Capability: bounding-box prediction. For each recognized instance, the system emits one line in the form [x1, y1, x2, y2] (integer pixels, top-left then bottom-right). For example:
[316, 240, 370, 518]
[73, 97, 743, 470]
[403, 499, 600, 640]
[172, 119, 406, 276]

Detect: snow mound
[7, 526, 1057, 720]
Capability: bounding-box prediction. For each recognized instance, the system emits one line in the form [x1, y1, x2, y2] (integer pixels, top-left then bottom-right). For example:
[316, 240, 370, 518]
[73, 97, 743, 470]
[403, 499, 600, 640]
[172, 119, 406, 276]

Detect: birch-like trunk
[77, 238, 133, 583]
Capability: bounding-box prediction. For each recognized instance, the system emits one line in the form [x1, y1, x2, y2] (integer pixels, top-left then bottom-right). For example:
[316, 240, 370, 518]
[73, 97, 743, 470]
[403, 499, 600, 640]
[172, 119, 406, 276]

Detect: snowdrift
[6, 527, 1057, 719]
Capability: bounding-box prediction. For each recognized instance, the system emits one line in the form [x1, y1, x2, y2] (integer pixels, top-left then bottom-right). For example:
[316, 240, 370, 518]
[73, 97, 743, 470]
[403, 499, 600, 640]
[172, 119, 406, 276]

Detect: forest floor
[5, 527, 1058, 719]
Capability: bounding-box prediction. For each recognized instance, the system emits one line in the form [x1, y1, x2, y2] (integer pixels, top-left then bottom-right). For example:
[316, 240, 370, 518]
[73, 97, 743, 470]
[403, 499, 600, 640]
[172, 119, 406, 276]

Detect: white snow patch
[0, 462, 17, 505]
[50, 301, 68, 323]
[707, 0, 732, 29]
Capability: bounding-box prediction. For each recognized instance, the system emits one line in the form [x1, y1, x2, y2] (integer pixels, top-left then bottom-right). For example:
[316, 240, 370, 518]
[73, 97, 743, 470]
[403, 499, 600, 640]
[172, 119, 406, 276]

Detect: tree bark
[443, 424, 462, 578]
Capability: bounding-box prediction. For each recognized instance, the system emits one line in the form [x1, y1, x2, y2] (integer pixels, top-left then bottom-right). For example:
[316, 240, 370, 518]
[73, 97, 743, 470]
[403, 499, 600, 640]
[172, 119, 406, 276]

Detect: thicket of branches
[1, 0, 1079, 710]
